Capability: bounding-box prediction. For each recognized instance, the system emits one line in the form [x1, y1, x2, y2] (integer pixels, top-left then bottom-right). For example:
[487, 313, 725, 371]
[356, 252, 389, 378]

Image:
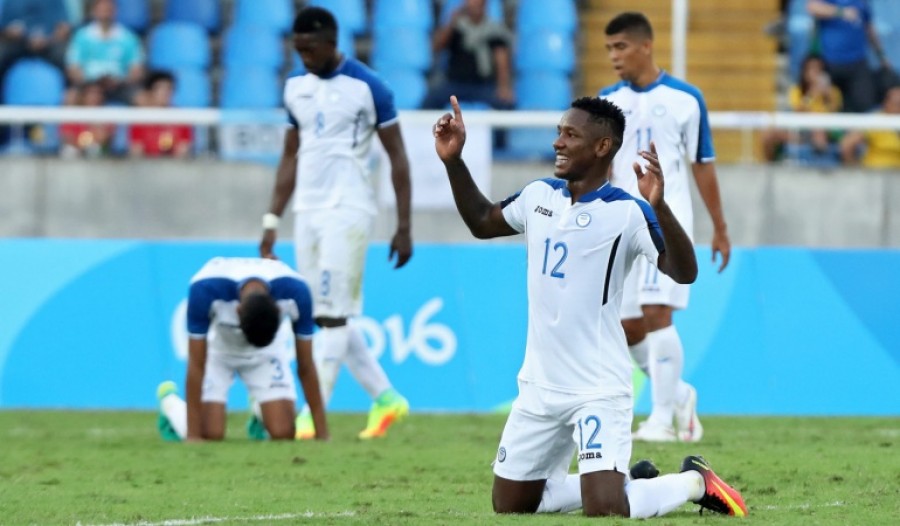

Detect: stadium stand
[516, 0, 577, 36]
[164, 0, 221, 34]
[439, 0, 504, 24]
[232, 0, 293, 35]
[147, 21, 211, 70]
[515, 29, 576, 74]
[171, 68, 212, 108]
[372, 0, 434, 32]
[379, 68, 428, 109]
[220, 66, 280, 108]
[115, 0, 150, 34]
[308, 0, 368, 36]
[222, 24, 285, 71]
[2, 58, 64, 106]
[371, 27, 432, 73]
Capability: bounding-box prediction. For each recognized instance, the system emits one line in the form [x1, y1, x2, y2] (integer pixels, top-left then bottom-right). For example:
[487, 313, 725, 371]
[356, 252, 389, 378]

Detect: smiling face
[293, 32, 338, 76]
[605, 30, 652, 84]
[552, 108, 607, 180]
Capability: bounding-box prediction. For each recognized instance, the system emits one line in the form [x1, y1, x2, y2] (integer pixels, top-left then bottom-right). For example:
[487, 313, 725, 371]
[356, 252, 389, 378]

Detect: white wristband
[262, 213, 280, 230]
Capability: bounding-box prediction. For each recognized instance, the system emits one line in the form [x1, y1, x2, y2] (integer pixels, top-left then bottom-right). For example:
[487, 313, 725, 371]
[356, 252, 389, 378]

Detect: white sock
[629, 338, 651, 376]
[676, 380, 693, 406]
[315, 325, 350, 406]
[251, 399, 263, 419]
[161, 393, 187, 439]
[625, 472, 704, 519]
[646, 325, 684, 427]
[536, 474, 582, 513]
[343, 321, 392, 399]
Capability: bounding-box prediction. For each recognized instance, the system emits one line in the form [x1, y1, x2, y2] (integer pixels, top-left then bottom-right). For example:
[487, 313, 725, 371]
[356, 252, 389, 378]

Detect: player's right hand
[259, 230, 278, 260]
[433, 95, 466, 162]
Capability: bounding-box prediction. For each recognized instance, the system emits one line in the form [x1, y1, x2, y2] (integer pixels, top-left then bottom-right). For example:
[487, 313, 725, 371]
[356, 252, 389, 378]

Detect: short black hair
[144, 70, 175, 91]
[570, 96, 626, 153]
[605, 12, 654, 40]
[293, 6, 338, 41]
[239, 292, 281, 347]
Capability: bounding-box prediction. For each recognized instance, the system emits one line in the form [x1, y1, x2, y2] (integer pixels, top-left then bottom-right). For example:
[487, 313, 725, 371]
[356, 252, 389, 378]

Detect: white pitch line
[76, 511, 357, 526]
[759, 501, 846, 511]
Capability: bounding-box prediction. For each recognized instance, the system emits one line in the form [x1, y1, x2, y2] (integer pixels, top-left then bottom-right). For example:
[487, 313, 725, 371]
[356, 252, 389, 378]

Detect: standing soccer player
[599, 12, 731, 443]
[156, 257, 328, 442]
[433, 95, 746, 518]
[259, 7, 412, 440]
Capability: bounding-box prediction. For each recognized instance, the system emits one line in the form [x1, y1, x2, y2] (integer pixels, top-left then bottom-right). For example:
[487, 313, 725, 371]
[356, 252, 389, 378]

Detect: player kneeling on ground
[157, 257, 328, 442]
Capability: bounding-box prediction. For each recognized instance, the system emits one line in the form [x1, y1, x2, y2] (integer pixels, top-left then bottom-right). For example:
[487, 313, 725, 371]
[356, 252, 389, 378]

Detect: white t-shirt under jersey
[501, 179, 665, 397]
[599, 71, 716, 238]
[284, 56, 399, 215]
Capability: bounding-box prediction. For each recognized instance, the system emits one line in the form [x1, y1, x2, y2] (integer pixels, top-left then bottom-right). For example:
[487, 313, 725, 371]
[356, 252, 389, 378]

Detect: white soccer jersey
[187, 258, 315, 353]
[599, 71, 715, 238]
[284, 56, 399, 215]
[501, 179, 665, 396]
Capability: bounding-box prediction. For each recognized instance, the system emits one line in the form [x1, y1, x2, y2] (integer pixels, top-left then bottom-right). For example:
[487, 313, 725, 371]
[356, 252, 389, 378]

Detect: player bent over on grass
[157, 257, 328, 442]
[433, 95, 747, 517]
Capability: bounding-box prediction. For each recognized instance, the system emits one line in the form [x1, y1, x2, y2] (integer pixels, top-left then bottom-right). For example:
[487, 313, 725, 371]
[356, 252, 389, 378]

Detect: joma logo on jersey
[534, 206, 553, 217]
[579, 451, 602, 461]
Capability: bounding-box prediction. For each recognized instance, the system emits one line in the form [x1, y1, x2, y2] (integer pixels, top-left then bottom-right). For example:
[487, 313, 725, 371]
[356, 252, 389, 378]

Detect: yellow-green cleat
[156, 381, 180, 442]
[295, 411, 315, 440]
[358, 390, 409, 440]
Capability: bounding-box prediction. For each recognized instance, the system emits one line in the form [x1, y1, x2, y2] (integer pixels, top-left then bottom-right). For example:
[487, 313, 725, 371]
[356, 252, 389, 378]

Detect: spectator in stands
[840, 85, 900, 168]
[420, 0, 514, 110]
[762, 53, 843, 161]
[65, 0, 144, 105]
[807, 0, 892, 112]
[129, 71, 193, 158]
[60, 80, 115, 158]
[0, 0, 71, 87]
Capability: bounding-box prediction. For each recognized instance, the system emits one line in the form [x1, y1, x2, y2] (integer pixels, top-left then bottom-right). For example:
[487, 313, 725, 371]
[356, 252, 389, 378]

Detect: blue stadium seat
[371, 28, 431, 72]
[148, 22, 211, 70]
[233, 0, 293, 35]
[378, 69, 426, 109]
[171, 68, 211, 107]
[116, 0, 150, 33]
[222, 25, 285, 70]
[515, 30, 575, 74]
[372, 0, 433, 32]
[515, 72, 572, 110]
[872, 0, 900, 70]
[308, 0, 367, 36]
[2, 59, 64, 105]
[516, 0, 576, 35]
[439, 0, 504, 24]
[164, 0, 221, 33]
[220, 67, 280, 109]
[338, 29, 357, 59]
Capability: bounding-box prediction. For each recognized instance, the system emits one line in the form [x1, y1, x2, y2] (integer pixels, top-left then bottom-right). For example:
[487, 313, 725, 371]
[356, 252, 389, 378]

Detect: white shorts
[620, 257, 690, 319]
[493, 381, 634, 481]
[294, 207, 374, 318]
[201, 322, 298, 404]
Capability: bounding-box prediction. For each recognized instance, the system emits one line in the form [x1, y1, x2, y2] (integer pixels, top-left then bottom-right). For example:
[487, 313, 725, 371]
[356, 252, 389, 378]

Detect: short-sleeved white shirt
[599, 71, 715, 237]
[501, 179, 665, 397]
[284, 56, 398, 215]
[187, 258, 315, 354]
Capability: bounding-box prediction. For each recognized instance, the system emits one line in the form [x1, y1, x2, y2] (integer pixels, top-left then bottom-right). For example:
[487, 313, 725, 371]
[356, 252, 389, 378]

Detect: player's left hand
[634, 142, 664, 208]
[389, 229, 412, 269]
[711, 227, 731, 273]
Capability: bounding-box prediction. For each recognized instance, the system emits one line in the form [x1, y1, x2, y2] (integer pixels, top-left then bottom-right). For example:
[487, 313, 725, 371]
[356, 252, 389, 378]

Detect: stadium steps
[579, 0, 781, 162]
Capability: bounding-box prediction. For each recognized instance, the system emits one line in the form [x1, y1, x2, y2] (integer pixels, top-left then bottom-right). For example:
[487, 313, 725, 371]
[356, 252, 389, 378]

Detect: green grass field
[0, 412, 897, 525]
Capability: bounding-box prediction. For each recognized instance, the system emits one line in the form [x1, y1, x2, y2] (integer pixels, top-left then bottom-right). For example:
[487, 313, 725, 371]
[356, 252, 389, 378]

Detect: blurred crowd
[0, 0, 896, 166]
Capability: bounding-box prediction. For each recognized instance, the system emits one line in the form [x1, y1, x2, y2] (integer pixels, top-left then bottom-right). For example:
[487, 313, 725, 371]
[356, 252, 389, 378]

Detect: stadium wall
[0, 240, 897, 416]
[2, 158, 900, 247]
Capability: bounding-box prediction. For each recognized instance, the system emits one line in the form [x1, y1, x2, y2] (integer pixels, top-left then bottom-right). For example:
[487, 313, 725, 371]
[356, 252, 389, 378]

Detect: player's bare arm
[434, 96, 517, 239]
[691, 162, 731, 272]
[295, 338, 329, 440]
[377, 123, 413, 269]
[185, 337, 208, 441]
[260, 128, 300, 260]
[635, 142, 697, 284]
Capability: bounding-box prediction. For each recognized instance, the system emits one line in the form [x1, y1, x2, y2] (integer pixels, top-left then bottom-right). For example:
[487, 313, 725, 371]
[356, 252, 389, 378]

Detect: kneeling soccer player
[157, 257, 328, 441]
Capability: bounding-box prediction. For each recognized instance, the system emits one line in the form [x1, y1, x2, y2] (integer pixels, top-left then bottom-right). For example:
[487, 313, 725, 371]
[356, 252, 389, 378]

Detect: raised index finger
[449, 95, 464, 124]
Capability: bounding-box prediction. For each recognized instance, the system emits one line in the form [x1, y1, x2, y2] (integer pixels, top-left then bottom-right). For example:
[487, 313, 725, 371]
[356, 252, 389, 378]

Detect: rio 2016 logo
[170, 297, 457, 366]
